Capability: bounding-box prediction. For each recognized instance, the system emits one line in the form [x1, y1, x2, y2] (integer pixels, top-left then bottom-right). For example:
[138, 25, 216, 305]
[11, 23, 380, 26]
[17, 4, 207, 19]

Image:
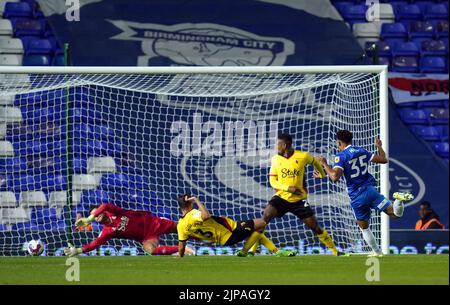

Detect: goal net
[0, 67, 387, 256]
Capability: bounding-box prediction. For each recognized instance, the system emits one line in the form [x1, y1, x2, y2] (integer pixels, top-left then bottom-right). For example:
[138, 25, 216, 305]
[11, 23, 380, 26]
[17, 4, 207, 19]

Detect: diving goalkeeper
[176, 194, 295, 257]
[64, 203, 194, 256]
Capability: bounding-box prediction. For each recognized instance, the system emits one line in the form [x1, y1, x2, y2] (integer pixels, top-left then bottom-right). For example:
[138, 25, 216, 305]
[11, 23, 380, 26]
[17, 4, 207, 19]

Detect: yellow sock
[242, 232, 262, 253]
[259, 234, 278, 253]
[249, 240, 259, 253]
[318, 229, 338, 255]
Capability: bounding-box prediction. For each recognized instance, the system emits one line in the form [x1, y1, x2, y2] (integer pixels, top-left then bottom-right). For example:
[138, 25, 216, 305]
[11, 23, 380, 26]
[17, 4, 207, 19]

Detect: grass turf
[0, 255, 448, 285]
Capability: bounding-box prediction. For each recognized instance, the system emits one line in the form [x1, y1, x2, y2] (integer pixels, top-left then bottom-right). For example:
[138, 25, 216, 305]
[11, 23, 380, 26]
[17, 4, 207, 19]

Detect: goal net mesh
[0, 71, 382, 256]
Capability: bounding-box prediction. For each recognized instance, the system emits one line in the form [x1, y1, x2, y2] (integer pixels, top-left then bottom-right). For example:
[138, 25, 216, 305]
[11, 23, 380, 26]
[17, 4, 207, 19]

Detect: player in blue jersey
[315, 130, 413, 257]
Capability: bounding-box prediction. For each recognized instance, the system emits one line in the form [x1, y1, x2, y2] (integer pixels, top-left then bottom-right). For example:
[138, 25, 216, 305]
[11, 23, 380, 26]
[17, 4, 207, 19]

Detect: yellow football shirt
[177, 209, 237, 245]
[269, 150, 325, 203]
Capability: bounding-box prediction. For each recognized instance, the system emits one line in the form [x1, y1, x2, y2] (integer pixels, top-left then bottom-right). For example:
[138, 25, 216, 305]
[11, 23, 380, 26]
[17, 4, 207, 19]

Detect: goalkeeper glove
[75, 214, 95, 228]
[64, 243, 83, 257]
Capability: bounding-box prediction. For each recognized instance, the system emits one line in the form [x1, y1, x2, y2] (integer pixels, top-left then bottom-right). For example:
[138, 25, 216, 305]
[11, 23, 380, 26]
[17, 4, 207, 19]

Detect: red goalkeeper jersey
[82, 203, 175, 253]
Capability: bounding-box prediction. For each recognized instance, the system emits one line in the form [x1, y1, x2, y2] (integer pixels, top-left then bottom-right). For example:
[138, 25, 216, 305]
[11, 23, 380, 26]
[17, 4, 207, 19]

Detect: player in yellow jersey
[176, 194, 296, 257]
[252, 133, 344, 256]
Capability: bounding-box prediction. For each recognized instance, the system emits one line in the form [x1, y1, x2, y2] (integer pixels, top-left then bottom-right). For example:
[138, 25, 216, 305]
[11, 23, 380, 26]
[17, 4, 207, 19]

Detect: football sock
[361, 228, 381, 254]
[259, 234, 279, 253]
[152, 246, 178, 255]
[242, 232, 263, 253]
[249, 240, 259, 253]
[393, 199, 404, 217]
[318, 229, 338, 255]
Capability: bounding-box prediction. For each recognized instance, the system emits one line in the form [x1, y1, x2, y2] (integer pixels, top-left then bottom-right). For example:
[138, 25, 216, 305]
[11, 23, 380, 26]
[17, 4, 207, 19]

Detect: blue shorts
[350, 185, 391, 222]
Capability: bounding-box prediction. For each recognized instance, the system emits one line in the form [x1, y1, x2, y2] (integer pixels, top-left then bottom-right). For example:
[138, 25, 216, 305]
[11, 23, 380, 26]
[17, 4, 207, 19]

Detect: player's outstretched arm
[178, 241, 186, 258]
[371, 137, 388, 164]
[187, 196, 211, 220]
[311, 156, 326, 178]
[315, 156, 343, 182]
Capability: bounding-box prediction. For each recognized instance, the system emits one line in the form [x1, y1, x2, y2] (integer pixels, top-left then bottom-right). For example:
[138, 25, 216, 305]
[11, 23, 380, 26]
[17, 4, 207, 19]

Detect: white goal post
[0, 65, 389, 256]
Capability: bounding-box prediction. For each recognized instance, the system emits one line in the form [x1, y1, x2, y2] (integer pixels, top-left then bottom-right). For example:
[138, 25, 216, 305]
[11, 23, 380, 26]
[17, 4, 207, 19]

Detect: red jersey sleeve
[93, 203, 124, 217]
[82, 229, 114, 253]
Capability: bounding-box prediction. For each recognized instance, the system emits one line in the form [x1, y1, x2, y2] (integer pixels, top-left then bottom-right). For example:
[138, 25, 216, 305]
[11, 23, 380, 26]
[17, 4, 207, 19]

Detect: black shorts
[224, 220, 255, 246]
[268, 196, 314, 220]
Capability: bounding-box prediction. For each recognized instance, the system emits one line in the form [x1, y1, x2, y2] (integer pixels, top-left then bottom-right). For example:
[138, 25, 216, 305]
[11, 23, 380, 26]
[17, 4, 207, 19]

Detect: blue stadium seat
[425, 108, 449, 125]
[392, 56, 419, 72]
[6, 123, 34, 141]
[409, 21, 435, 40]
[27, 156, 65, 174]
[22, 105, 62, 124]
[72, 157, 87, 174]
[129, 175, 150, 189]
[23, 55, 51, 66]
[71, 108, 103, 123]
[432, 142, 449, 157]
[80, 190, 110, 207]
[35, 122, 65, 140]
[381, 23, 408, 44]
[436, 20, 449, 39]
[367, 40, 392, 57]
[150, 205, 174, 220]
[7, 175, 36, 192]
[22, 106, 102, 125]
[14, 89, 65, 108]
[424, 4, 448, 21]
[411, 125, 441, 141]
[2, 2, 33, 19]
[392, 41, 420, 56]
[73, 123, 93, 139]
[93, 125, 115, 140]
[25, 39, 53, 56]
[420, 56, 447, 73]
[30, 207, 58, 225]
[35, 174, 68, 192]
[112, 190, 147, 210]
[100, 173, 130, 190]
[339, 4, 368, 26]
[399, 108, 428, 124]
[436, 125, 449, 141]
[0, 157, 27, 173]
[12, 140, 45, 156]
[421, 40, 448, 57]
[73, 140, 105, 157]
[12, 19, 42, 37]
[394, 4, 423, 26]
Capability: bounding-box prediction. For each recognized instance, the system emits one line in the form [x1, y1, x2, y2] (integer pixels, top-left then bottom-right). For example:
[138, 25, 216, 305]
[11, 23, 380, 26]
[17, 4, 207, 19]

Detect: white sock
[361, 228, 381, 254]
[393, 199, 404, 217]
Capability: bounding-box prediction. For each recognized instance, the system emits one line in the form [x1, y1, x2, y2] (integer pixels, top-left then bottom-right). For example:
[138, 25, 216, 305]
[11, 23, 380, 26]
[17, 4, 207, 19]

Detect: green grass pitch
[0, 255, 448, 285]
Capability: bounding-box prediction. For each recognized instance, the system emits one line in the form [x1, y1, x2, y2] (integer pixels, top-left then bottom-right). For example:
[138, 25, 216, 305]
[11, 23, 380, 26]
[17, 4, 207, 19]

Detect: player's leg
[143, 238, 191, 256]
[302, 215, 339, 256]
[294, 200, 340, 256]
[352, 192, 384, 256]
[381, 192, 414, 218]
[240, 219, 265, 254]
[263, 203, 279, 224]
[357, 220, 383, 257]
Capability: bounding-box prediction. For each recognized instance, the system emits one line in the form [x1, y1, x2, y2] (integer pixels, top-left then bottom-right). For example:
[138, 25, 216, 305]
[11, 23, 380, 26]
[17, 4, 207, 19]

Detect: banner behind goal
[0, 66, 389, 256]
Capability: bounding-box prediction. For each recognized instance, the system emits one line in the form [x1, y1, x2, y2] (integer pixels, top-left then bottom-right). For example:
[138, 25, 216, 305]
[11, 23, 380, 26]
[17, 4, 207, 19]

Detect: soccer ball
[27, 239, 44, 256]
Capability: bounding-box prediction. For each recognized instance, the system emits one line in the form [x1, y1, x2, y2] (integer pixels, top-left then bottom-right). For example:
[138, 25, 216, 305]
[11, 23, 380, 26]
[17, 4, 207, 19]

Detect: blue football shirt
[333, 145, 377, 200]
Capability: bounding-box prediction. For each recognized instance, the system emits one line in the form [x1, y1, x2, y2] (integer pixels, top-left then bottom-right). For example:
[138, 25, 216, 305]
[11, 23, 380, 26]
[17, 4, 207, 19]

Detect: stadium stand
[0, 0, 448, 233]
[333, 0, 449, 163]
